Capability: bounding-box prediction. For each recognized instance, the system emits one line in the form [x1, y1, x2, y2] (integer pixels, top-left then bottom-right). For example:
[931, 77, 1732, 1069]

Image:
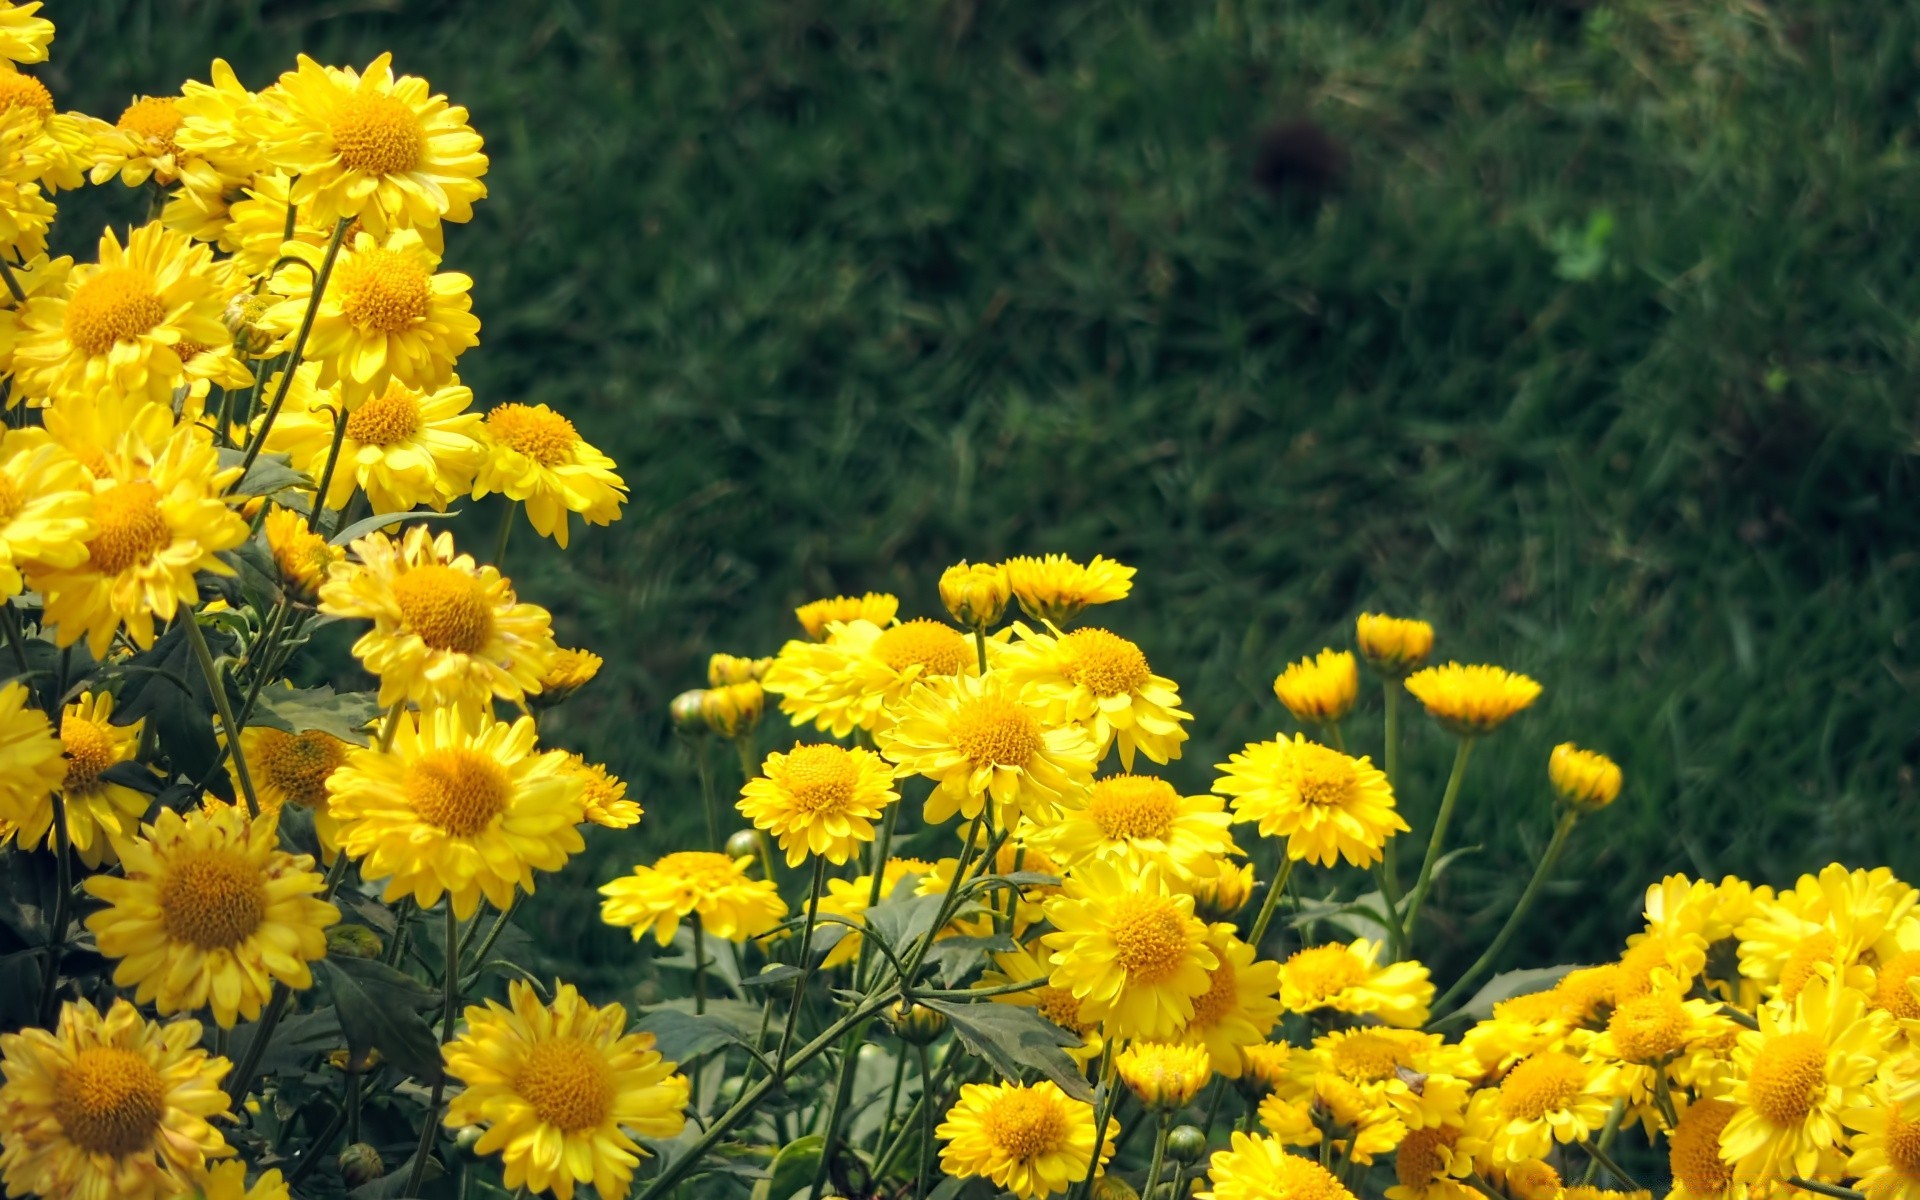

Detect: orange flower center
[60, 715, 118, 793]
[115, 95, 181, 153]
[1290, 741, 1359, 809]
[51, 1046, 165, 1158]
[1885, 1106, 1920, 1177]
[338, 247, 431, 333]
[1498, 1052, 1586, 1121]
[255, 729, 348, 809]
[1185, 955, 1239, 1030]
[1504, 1160, 1564, 1200]
[1329, 1031, 1409, 1083]
[345, 383, 424, 446]
[1060, 628, 1150, 696]
[781, 743, 860, 815]
[1779, 930, 1838, 1003]
[1877, 951, 1920, 1020]
[331, 91, 424, 176]
[1606, 993, 1690, 1063]
[84, 481, 172, 576]
[1107, 894, 1192, 985]
[1745, 1031, 1827, 1126]
[1033, 985, 1090, 1034]
[515, 1037, 614, 1133]
[1668, 1098, 1735, 1195]
[1086, 775, 1179, 842]
[871, 618, 969, 677]
[160, 848, 268, 949]
[1395, 1124, 1459, 1187]
[1284, 944, 1366, 1005]
[0, 70, 52, 115]
[486, 403, 580, 467]
[949, 694, 1042, 770]
[392, 564, 493, 653]
[982, 1088, 1068, 1162]
[65, 266, 169, 357]
[406, 748, 510, 837]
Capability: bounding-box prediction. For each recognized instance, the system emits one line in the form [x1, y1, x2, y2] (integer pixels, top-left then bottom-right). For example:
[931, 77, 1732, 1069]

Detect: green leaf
[636, 1001, 763, 1062]
[347, 1150, 436, 1200]
[1449, 964, 1591, 1023]
[224, 1006, 344, 1078]
[316, 958, 443, 1083]
[215, 538, 284, 610]
[1291, 890, 1394, 946]
[920, 998, 1092, 1102]
[862, 892, 949, 967]
[330, 510, 458, 547]
[925, 934, 1013, 988]
[252, 685, 380, 745]
[99, 760, 164, 796]
[219, 448, 313, 499]
[759, 1134, 823, 1200]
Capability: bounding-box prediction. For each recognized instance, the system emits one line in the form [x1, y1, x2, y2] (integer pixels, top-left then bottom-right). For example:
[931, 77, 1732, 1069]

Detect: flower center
[65, 266, 169, 357]
[1285, 944, 1367, 1005]
[115, 96, 181, 153]
[1185, 955, 1238, 1030]
[782, 743, 860, 814]
[1086, 775, 1180, 841]
[1329, 1032, 1409, 1083]
[338, 247, 431, 333]
[0, 476, 21, 525]
[51, 1047, 166, 1158]
[392, 564, 493, 653]
[1291, 742, 1358, 808]
[1060, 628, 1150, 696]
[1779, 930, 1838, 1002]
[515, 1037, 614, 1133]
[257, 729, 348, 809]
[872, 619, 970, 677]
[331, 91, 424, 175]
[948, 695, 1041, 770]
[0, 71, 52, 115]
[1394, 1124, 1459, 1187]
[1885, 1106, 1920, 1177]
[1498, 1052, 1586, 1121]
[486, 403, 581, 467]
[1745, 1031, 1827, 1126]
[1877, 951, 1920, 1020]
[982, 1089, 1068, 1162]
[1668, 1098, 1734, 1195]
[1504, 1161, 1563, 1200]
[60, 716, 118, 793]
[1033, 985, 1090, 1033]
[1107, 895, 1192, 986]
[84, 481, 173, 576]
[345, 383, 424, 446]
[406, 749, 511, 837]
[159, 848, 268, 949]
[1606, 993, 1690, 1063]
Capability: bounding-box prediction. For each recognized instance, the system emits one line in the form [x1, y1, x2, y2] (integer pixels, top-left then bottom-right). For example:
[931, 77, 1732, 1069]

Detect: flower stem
[1143, 1115, 1172, 1200]
[1071, 1050, 1121, 1200]
[35, 793, 71, 1025]
[1401, 736, 1476, 945]
[403, 903, 462, 1196]
[493, 502, 516, 569]
[694, 738, 720, 850]
[1789, 1180, 1867, 1200]
[1582, 1098, 1626, 1185]
[1379, 685, 1406, 904]
[775, 858, 829, 1074]
[972, 626, 988, 674]
[237, 216, 352, 481]
[1245, 856, 1296, 954]
[226, 982, 292, 1104]
[897, 807, 988, 990]
[1432, 806, 1580, 1017]
[913, 1042, 936, 1200]
[310, 405, 352, 530]
[183, 611, 262, 819]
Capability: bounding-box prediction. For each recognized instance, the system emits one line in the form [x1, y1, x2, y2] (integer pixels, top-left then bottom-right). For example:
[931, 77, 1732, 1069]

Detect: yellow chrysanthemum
[83, 806, 338, 1028]
[258, 364, 484, 513]
[0, 679, 61, 830]
[698, 681, 764, 738]
[1176, 924, 1284, 1078]
[1033, 773, 1237, 882]
[999, 623, 1190, 768]
[221, 169, 439, 278]
[1577, 988, 1734, 1116]
[33, 418, 246, 659]
[471, 403, 626, 549]
[1296, 1029, 1476, 1132]
[0, 427, 91, 595]
[1117, 1042, 1211, 1111]
[1496, 1159, 1566, 1200]
[163, 60, 268, 240]
[878, 672, 1097, 827]
[252, 53, 487, 228]
[1214, 734, 1407, 869]
[940, 560, 1011, 629]
[1403, 663, 1541, 736]
[707, 653, 768, 686]
[88, 95, 193, 189]
[229, 724, 352, 851]
[326, 708, 586, 919]
[1002, 553, 1134, 626]
[978, 940, 1102, 1065]
[1273, 649, 1358, 725]
[0, 997, 232, 1200]
[536, 648, 604, 705]
[443, 980, 687, 1200]
[193, 1161, 289, 1200]
[1198, 1133, 1357, 1200]
[1356, 613, 1435, 676]
[738, 742, 897, 867]
[937, 1080, 1116, 1200]
[1278, 939, 1433, 1027]
[1259, 1072, 1409, 1165]
[1667, 1098, 1742, 1200]
[0, 252, 66, 374]
[560, 755, 641, 830]
[0, 71, 95, 195]
[1843, 1086, 1920, 1200]
[818, 857, 936, 969]
[1735, 864, 1916, 999]
[4, 691, 149, 869]
[1484, 1049, 1612, 1162]
[794, 591, 898, 639]
[1191, 861, 1257, 922]
[262, 507, 341, 605]
[1550, 743, 1623, 811]
[1042, 860, 1218, 1039]
[9, 222, 231, 414]
[763, 616, 974, 738]
[1386, 1122, 1480, 1200]
[0, 169, 52, 261]
[599, 851, 787, 945]
[264, 228, 478, 406]
[0, 3, 52, 64]
[318, 524, 556, 708]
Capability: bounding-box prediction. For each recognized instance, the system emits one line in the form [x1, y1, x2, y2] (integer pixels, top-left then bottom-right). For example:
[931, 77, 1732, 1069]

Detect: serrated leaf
[635, 1002, 763, 1063]
[225, 1006, 344, 1078]
[215, 538, 284, 610]
[1291, 890, 1393, 946]
[330, 510, 458, 547]
[920, 998, 1092, 1101]
[1450, 964, 1591, 1023]
[218, 448, 313, 499]
[738, 964, 805, 990]
[863, 892, 949, 968]
[925, 934, 1012, 988]
[317, 958, 443, 1083]
[252, 685, 380, 745]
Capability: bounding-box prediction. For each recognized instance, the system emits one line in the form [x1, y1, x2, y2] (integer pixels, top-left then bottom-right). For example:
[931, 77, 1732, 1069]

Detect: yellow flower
[1278, 939, 1432, 1027]
[0, 679, 61, 831]
[1176, 925, 1284, 1079]
[879, 672, 1097, 828]
[0, 425, 91, 597]
[318, 524, 556, 709]
[1042, 860, 1218, 1039]
[262, 507, 342, 604]
[699, 681, 764, 738]
[738, 742, 898, 867]
[1404, 663, 1541, 736]
[977, 939, 1103, 1065]
[1735, 864, 1916, 1000]
[1497, 1160, 1566, 1200]
[707, 653, 768, 686]
[535, 648, 604, 705]
[0, 169, 52, 262]
[9, 222, 231, 414]
[794, 591, 898, 639]
[193, 1161, 289, 1200]
[443, 981, 686, 1200]
[33, 416, 247, 658]
[818, 857, 936, 969]
[163, 60, 268, 240]
[1214, 734, 1406, 869]
[1843, 1086, 1920, 1200]
[560, 755, 641, 830]
[1386, 1123, 1481, 1200]
[0, 3, 52, 64]
[264, 228, 479, 406]
[1259, 1072, 1408, 1165]
[259, 365, 485, 513]
[223, 169, 439, 278]
[0, 997, 232, 1200]
[1666, 1099, 1741, 1200]
[599, 851, 787, 945]
[941, 560, 1012, 629]
[936, 1080, 1116, 1200]
[1549, 744, 1622, 811]
[472, 403, 626, 548]
[1197, 1133, 1357, 1200]
[1356, 613, 1434, 677]
[999, 622, 1190, 769]
[1240, 1040, 1295, 1092]
[1033, 773, 1237, 882]
[229, 724, 351, 852]
[83, 806, 338, 1028]
[1003, 553, 1134, 625]
[88, 95, 195, 189]
[1484, 1050, 1612, 1162]
[4, 691, 148, 869]
[253, 53, 487, 228]
[763, 616, 973, 737]
[1273, 649, 1358, 724]
[326, 707, 586, 919]
[1577, 988, 1734, 1116]
[1298, 1028, 1477, 1132]
[1117, 1042, 1211, 1111]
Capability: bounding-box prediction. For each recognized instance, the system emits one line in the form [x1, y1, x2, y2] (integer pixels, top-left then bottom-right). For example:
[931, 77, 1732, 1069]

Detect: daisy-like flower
[1117, 1042, 1211, 1111]
[0, 426, 91, 596]
[1843, 1085, 1920, 1200]
[698, 681, 764, 738]
[0, 72, 94, 194]
[1736, 864, 1916, 999]
[1667, 1098, 1741, 1200]
[1176, 924, 1284, 1078]
[707, 653, 768, 686]
[763, 617, 974, 738]
[472, 403, 627, 549]
[998, 622, 1190, 768]
[1198, 1133, 1357, 1200]
[599, 851, 787, 945]
[0, 997, 232, 1200]
[559, 755, 641, 830]
[252, 53, 487, 228]
[84, 806, 338, 1028]
[326, 708, 586, 919]
[1356, 612, 1434, 677]
[738, 742, 897, 867]
[0, 678, 61, 827]
[1497, 1160, 1567, 1200]
[794, 591, 898, 639]
[1482, 1049, 1612, 1161]
[817, 857, 935, 969]
[33, 416, 247, 659]
[88, 94, 195, 189]
[1002, 553, 1134, 626]
[1259, 1072, 1408, 1165]
[936, 1080, 1116, 1200]
[940, 560, 1011, 630]
[1273, 649, 1358, 725]
[1214, 734, 1407, 869]
[1578, 988, 1734, 1115]
[222, 169, 439, 277]
[4, 691, 148, 869]
[0, 3, 52, 64]
[262, 507, 342, 604]
[1403, 663, 1541, 736]
[1033, 773, 1237, 881]
[1387, 1122, 1482, 1200]
[318, 524, 557, 709]
[1296, 1028, 1477, 1132]
[878, 672, 1097, 828]
[1550, 743, 1623, 811]
[443, 981, 686, 1200]
[9, 223, 231, 414]
[1278, 938, 1433, 1027]
[164, 60, 267, 233]
[1042, 860, 1217, 1039]
[264, 228, 479, 406]
[227, 724, 352, 851]
[534, 648, 604, 706]
[259, 365, 485, 513]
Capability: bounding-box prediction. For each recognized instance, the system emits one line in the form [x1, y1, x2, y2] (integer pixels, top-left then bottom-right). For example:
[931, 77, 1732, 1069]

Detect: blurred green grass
[59, 0, 1920, 990]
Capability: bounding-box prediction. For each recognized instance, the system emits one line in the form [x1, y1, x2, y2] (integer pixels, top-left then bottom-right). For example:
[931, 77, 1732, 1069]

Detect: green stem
[1401, 737, 1476, 944]
[693, 918, 708, 1016]
[183, 611, 261, 819]
[35, 793, 71, 1025]
[897, 808, 988, 989]
[0, 256, 25, 304]
[226, 983, 292, 1104]
[1324, 721, 1346, 752]
[1788, 1180, 1868, 1200]
[877, 1046, 909, 1152]
[1071, 1051, 1122, 1200]
[456, 894, 521, 988]
[1379, 685, 1406, 903]
[1431, 806, 1579, 1016]
[854, 803, 900, 989]
[493, 502, 516, 568]
[237, 217, 352, 482]
[1245, 856, 1296, 954]
[694, 739, 720, 850]
[776, 859, 829, 1073]
[309, 404, 352, 528]
[283, 1102, 350, 1188]
[972, 626, 989, 673]
[1143, 1116, 1172, 1200]
[807, 1014, 872, 1200]
[913, 1042, 936, 1200]
[1653, 1064, 1679, 1131]
[404, 904, 462, 1196]
[377, 701, 408, 752]
[1580, 1135, 1642, 1192]
[735, 734, 758, 782]
[1582, 1098, 1626, 1185]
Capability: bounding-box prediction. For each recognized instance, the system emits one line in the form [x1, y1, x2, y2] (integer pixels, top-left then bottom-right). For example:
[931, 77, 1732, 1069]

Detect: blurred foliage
[62, 0, 1920, 990]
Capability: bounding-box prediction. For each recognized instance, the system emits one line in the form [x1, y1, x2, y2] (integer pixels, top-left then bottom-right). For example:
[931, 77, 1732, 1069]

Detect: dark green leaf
[225, 1007, 344, 1078]
[925, 934, 1013, 988]
[738, 964, 805, 990]
[761, 1134, 823, 1200]
[219, 448, 313, 499]
[0, 949, 42, 1026]
[636, 1001, 762, 1062]
[215, 538, 284, 610]
[863, 893, 949, 967]
[100, 761, 164, 796]
[330, 510, 458, 547]
[317, 958, 443, 1083]
[253, 685, 380, 745]
[347, 1150, 436, 1200]
[920, 998, 1092, 1102]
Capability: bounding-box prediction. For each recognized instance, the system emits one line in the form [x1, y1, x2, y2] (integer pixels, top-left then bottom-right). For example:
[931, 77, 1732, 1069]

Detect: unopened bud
[700, 682, 764, 738]
[1549, 743, 1622, 812]
[939, 561, 1011, 630]
[725, 828, 763, 866]
[337, 1143, 384, 1188]
[325, 924, 383, 960]
[223, 292, 277, 357]
[889, 1000, 947, 1045]
[1166, 1125, 1209, 1165]
[1188, 862, 1255, 922]
[1091, 1177, 1140, 1200]
[670, 689, 709, 736]
[707, 653, 771, 686]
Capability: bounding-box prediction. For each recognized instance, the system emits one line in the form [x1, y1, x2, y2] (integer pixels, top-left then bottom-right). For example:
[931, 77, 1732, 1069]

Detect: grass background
[54, 0, 1920, 992]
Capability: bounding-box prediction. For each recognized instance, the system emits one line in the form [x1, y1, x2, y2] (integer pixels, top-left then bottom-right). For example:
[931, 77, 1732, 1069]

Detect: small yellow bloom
[1041, 860, 1218, 1039]
[1198, 1133, 1356, 1200]
[1033, 773, 1237, 883]
[1277, 939, 1432, 1028]
[0, 679, 62, 833]
[1666, 1099, 1738, 1200]
[7, 691, 149, 868]
[0, 3, 53, 64]
[193, 1160, 290, 1200]
[700, 681, 764, 738]
[1482, 1050, 1611, 1162]
[937, 1080, 1116, 1200]
[1189, 862, 1257, 922]
[262, 507, 342, 605]
[1548, 743, 1622, 811]
[472, 403, 626, 549]
[998, 622, 1191, 769]
[707, 653, 769, 686]
[1356, 613, 1434, 677]
[536, 648, 604, 705]
[794, 591, 898, 639]
[559, 755, 641, 830]
[1116, 1042, 1211, 1111]
[599, 851, 787, 945]
[1273, 649, 1357, 724]
[1404, 663, 1541, 736]
[1002, 553, 1134, 625]
[738, 742, 897, 867]
[940, 560, 1011, 629]
[1214, 734, 1406, 869]
[258, 365, 485, 513]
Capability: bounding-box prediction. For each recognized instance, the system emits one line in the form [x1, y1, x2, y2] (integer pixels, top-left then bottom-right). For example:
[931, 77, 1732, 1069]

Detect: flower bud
[1189, 862, 1255, 922]
[533, 647, 603, 708]
[725, 828, 763, 866]
[1355, 612, 1434, 678]
[889, 1000, 947, 1045]
[708, 653, 771, 686]
[700, 682, 764, 738]
[1166, 1125, 1209, 1165]
[670, 689, 710, 736]
[1116, 1042, 1210, 1112]
[1091, 1177, 1140, 1200]
[224, 291, 277, 357]
[1272, 649, 1357, 725]
[454, 1125, 486, 1156]
[325, 924, 384, 961]
[939, 561, 1011, 630]
[1549, 742, 1622, 811]
[337, 1143, 384, 1188]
